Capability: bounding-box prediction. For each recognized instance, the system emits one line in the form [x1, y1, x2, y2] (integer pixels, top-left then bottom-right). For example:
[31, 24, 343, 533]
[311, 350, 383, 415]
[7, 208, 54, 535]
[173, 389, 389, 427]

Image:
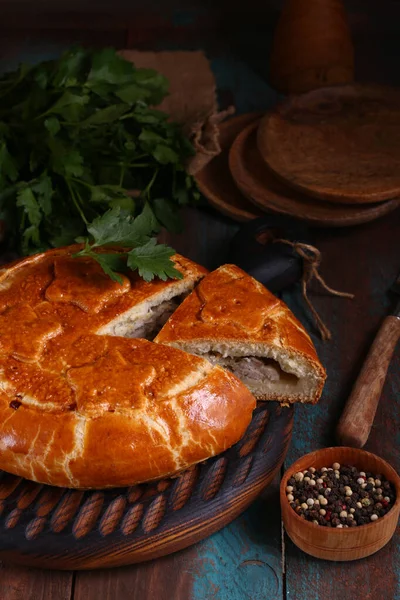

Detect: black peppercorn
[286, 462, 396, 528]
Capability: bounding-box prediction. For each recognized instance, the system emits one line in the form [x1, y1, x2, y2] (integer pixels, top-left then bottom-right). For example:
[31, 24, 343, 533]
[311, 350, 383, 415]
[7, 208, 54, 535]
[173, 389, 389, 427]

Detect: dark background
[0, 2, 399, 599]
[0, 0, 400, 88]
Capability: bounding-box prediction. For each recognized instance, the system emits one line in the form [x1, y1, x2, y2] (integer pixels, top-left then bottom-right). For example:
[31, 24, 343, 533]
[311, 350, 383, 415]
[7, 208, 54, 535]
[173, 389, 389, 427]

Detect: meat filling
[130, 298, 181, 340]
[205, 353, 291, 383]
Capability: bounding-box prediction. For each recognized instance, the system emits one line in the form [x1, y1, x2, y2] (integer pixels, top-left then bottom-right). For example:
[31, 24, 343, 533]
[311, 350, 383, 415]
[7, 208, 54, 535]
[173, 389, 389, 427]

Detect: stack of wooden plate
[196, 85, 400, 227]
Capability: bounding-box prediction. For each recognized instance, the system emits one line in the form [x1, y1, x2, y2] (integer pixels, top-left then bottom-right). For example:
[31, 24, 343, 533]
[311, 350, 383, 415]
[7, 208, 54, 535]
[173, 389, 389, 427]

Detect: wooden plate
[195, 113, 265, 221]
[0, 402, 293, 570]
[229, 121, 400, 228]
[257, 85, 400, 204]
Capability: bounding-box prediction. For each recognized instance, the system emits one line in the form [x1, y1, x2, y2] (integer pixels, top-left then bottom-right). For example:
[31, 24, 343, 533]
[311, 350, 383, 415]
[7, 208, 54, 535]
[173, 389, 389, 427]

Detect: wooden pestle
[336, 315, 400, 448]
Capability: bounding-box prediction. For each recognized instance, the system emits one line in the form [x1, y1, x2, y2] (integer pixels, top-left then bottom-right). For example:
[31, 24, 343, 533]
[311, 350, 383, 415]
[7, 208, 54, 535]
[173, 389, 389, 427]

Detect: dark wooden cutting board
[230, 120, 400, 227]
[0, 402, 293, 570]
[257, 85, 400, 204]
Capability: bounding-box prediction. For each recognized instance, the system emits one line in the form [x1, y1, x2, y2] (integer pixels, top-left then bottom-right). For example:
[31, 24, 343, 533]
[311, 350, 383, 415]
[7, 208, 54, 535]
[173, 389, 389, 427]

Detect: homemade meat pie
[155, 265, 326, 404]
[0, 247, 255, 488]
[0, 248, 325, 490]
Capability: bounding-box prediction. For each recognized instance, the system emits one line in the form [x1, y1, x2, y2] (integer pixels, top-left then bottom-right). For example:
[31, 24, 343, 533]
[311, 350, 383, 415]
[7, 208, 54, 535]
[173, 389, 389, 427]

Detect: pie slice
[155, 265, 326, 404]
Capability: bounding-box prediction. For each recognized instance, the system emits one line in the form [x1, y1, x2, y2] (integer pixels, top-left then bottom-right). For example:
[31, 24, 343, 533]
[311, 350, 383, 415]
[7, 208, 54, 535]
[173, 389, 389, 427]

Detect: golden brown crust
[69, 362, 254, 488]
[155, 264, 326, 404]
[0, 247, 255, 488]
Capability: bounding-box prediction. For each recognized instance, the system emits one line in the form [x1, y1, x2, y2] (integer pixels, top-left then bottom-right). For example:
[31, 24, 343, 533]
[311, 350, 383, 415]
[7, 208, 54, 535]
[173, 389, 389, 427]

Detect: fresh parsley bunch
[0, 47, 199, 281]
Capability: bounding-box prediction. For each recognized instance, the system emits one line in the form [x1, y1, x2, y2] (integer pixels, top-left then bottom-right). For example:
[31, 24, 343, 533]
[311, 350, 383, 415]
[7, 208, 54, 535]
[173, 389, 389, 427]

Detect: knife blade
[391, 274, 400, 316]
[336, 270, 400, 448]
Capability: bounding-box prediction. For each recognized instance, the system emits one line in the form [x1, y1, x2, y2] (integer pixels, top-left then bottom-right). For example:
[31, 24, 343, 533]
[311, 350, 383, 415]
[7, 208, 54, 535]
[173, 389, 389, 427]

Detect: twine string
[274, 239, 355, 341]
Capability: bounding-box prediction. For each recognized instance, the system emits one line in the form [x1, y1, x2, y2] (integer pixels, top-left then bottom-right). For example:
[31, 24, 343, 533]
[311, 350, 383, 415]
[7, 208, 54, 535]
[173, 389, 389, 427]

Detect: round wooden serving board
[230, 121, 400, 227]
[196, 113, 264, 221]
[257, 84, 400, 204]
[0, 402, 293, 570]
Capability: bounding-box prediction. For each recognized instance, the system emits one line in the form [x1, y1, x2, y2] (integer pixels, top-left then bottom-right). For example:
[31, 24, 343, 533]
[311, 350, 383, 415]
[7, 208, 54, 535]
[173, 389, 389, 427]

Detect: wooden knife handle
[336, 315, 400, 448]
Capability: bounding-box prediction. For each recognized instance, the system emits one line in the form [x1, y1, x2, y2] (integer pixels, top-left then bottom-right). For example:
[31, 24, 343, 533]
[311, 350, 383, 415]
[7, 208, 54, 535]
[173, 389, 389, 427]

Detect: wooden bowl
[280, 447, 400, 561]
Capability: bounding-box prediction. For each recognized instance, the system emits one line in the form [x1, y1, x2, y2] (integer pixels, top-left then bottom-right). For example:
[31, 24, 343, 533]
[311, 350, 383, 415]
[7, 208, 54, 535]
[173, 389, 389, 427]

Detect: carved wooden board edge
[0, 402, 293, 570]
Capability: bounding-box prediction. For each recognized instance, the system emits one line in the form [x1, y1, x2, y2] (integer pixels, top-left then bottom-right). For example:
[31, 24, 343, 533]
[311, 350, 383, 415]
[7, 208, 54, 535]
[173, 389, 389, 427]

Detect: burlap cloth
[119, 50, 234, 174]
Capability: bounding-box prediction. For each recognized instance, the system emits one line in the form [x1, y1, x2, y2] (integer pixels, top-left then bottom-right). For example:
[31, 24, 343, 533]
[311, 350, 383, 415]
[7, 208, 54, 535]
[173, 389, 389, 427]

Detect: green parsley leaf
[87, 202, 158, 248]
[0, 142, 19, 183]
[139, 129, 166, 146]
[80, 103, 130, 127]
[22, 224, 41, 252]
[47, 90, 89, 120]
[133, 107, 168, 125]
[115, 84, 153, 105]
[32, 175, 53, 216]
[44, 117, 61, 136]
[109, 196, 135, 212]
[52, 47, 88, 88]
[153, 198, 183, 233]
[153, 145, 179, 164]
[16, 187, 41, 227]
[88, 48, 135, 87]
[87, 207, 133, 246]
[127, 238, 182, 282]
[90, 184, 127, 204]
[129, 201, 160, 239]
[49, 139, 84, 178]
[130, 69, 169, 104]
[85, 252, 127, 284]
[0, 46, 199, 283]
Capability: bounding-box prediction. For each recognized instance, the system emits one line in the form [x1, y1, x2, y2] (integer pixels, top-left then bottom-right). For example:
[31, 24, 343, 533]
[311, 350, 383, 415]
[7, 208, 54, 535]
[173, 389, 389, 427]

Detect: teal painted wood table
[0, 4, 399, 598]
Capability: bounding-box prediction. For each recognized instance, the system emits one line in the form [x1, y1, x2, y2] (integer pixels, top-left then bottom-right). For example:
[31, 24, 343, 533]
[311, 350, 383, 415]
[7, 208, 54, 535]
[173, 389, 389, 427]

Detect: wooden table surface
[0, 4, 400, 598]
[1, 207, 399, 600]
